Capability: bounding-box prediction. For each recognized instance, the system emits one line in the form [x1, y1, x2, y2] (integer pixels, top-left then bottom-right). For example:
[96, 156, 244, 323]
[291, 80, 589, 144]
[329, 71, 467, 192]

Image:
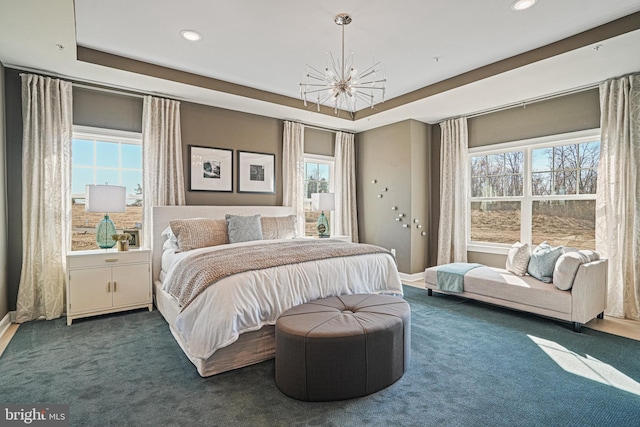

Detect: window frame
[467, 128, 600, 255]
[71, 125, 143, 251]
[302, 153, 335, 237]
[72, 125, 143, 203]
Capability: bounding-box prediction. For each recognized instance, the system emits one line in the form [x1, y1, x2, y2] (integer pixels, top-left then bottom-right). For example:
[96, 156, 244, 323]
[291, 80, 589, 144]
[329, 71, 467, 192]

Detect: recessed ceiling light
[180, 30, 202, 41]
[511, 0, 537, 11]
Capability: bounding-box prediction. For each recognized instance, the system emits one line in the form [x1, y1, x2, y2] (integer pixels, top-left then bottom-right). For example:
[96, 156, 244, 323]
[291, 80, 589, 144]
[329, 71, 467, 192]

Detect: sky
[71, 139, 142, 199]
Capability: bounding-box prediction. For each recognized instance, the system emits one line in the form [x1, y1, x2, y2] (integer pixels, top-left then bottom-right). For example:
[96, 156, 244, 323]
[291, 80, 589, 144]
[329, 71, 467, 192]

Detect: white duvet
[161, 238, 403, 360]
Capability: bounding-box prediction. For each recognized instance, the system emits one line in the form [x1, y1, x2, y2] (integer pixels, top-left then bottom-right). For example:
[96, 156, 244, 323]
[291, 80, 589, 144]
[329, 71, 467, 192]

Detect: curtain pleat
[16, 74, 72, 322]
[282, 121, 305, 237]
[596, 73, 640, 320]
[437, 117, 469, 264]
[334, 131, 359, 242]
[142, 96, 186, 248]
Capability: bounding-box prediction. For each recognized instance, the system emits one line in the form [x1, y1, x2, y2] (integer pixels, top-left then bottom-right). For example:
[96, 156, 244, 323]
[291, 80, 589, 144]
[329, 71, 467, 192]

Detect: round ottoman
[275, 294, 411, 401]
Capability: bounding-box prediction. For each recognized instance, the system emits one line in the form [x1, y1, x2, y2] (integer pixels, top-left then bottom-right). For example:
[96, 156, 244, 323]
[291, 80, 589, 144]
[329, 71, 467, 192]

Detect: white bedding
[160, 238, 403, 360]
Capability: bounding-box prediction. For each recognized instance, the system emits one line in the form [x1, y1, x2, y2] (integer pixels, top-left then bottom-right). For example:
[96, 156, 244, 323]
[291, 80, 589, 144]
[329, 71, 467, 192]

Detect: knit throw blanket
[166, 239, 392, 310]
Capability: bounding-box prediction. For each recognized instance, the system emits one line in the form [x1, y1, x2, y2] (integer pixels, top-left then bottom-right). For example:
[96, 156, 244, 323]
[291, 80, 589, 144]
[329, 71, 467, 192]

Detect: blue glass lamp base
[96, 215, 117, 249]
[317, 212, 330, 238]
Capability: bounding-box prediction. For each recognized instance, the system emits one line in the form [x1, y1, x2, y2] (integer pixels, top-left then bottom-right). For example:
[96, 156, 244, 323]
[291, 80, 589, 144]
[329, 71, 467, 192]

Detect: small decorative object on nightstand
[311, 192, 335, 238]
[66, 248, 152, 325]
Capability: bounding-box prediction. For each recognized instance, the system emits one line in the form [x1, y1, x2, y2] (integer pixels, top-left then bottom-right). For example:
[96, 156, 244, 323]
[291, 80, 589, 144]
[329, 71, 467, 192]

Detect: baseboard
[0, 312, 11, 339]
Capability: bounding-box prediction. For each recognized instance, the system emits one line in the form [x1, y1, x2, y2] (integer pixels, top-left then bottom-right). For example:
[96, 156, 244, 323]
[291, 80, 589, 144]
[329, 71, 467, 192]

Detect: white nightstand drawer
[67, 249, 149, 269]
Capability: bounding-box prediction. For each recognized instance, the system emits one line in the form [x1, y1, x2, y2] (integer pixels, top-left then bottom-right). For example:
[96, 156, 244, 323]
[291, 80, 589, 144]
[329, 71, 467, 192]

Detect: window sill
[467, 243, 511, 256]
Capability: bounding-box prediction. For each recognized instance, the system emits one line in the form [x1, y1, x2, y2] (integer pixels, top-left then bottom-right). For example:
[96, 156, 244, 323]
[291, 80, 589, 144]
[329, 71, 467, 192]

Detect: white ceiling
[1, 0, 640, 132]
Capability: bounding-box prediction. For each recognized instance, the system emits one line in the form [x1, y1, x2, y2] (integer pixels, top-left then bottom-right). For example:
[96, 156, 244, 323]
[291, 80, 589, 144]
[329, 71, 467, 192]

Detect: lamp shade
[311, 193, 335, 211]
[85, 185, 127, 213]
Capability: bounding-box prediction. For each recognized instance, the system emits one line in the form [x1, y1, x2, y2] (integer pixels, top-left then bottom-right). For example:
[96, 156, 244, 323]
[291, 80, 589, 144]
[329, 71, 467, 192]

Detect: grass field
[471, 209, 596, 249]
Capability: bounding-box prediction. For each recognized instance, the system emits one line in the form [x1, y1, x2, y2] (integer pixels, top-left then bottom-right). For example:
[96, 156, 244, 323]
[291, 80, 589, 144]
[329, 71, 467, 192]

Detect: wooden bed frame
[151, 205, 295, 376]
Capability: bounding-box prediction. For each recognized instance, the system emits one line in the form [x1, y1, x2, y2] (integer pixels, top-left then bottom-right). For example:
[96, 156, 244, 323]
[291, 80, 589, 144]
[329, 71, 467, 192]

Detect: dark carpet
[1, 285, 639, 427]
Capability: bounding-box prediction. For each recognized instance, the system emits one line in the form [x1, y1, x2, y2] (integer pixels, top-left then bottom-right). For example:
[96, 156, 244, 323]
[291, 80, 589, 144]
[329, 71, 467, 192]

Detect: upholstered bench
[275, 294, 411, 401]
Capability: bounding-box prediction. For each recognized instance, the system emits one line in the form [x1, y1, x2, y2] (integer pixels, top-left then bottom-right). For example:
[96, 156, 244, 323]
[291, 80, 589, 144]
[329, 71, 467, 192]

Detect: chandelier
[300, 13, 386, 114]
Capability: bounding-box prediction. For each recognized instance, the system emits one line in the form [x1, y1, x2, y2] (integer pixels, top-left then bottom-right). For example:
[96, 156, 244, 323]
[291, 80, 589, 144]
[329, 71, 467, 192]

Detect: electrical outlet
[391, 248, 396, 257]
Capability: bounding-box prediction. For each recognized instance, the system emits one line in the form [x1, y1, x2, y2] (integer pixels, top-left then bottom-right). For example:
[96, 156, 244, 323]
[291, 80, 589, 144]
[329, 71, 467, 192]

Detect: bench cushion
[425, 266, 571, 314]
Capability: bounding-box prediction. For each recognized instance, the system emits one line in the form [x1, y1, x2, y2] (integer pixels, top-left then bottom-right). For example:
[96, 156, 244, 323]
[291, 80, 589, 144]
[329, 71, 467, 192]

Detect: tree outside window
[469, 131, 600, 250]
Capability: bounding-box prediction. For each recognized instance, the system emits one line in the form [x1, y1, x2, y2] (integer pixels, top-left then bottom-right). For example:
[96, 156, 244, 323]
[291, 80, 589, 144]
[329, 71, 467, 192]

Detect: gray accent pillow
[527, 241, 563, 283]
[225, 214, 264, 244]
[505, 242, 531, 276]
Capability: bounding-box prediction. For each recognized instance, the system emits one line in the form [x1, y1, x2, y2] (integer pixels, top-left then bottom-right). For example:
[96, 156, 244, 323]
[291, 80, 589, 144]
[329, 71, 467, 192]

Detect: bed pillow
[169, 218, 229, 252]
[553, 250, 600, 290]
[505, 242, 531, 276]
[161, 226, 179, 250]
[261, 215, 297, 240]
[226, 214, 264, 244]
[162, 237, 179, 251]
[527, 242, 563, 283]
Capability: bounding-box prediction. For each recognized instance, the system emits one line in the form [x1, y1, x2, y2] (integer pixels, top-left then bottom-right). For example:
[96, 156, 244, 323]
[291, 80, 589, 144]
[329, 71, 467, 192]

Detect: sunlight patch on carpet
[529, 335, 640, 396]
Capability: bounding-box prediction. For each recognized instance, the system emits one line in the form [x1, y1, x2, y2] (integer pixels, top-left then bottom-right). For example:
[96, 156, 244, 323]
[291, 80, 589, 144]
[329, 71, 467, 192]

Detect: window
[303, 155, 334, 237]
[71, 126, 143, 251]
[468, 129, 600, 251]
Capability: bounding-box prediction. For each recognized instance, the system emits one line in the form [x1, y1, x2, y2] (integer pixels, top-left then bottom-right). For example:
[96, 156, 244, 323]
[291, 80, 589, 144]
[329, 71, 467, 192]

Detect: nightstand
[66, 248, 152, 325]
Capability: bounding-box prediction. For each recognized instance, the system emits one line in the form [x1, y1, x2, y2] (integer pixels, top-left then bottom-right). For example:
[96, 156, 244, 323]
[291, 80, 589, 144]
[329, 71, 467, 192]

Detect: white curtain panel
[16, 74, 72, 322]
[596, 73, 640, 320]
[334, 131, 359, 242]
[142, 96, 186, 248]
[437, 117, 469, 265]
[282, 121, 305, 237]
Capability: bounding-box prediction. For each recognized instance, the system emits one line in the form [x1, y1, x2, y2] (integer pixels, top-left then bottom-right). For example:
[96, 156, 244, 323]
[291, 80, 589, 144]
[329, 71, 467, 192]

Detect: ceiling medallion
[300, 13, 386, 115]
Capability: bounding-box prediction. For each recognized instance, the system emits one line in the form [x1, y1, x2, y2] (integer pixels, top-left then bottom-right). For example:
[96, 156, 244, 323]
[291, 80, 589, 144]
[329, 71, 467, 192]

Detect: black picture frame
[237, 151, 276, 194]
[188, 145, 234, 192]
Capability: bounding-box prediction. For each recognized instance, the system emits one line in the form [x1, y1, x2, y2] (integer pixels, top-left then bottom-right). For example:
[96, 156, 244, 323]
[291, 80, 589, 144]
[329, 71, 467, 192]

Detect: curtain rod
[462, 82, 600, 121]
[17, 67, 175, 101]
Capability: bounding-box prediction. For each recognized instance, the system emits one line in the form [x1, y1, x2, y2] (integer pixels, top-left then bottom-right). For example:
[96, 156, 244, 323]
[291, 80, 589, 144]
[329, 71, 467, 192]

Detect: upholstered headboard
[151, 205, 295, 283]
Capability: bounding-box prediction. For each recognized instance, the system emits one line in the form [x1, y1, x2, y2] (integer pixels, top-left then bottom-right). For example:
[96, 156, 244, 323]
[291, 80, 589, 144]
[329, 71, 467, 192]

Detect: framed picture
[189, 145, 233, 192]
[124, 229, 141, 249]
[238, 151, 276, 194]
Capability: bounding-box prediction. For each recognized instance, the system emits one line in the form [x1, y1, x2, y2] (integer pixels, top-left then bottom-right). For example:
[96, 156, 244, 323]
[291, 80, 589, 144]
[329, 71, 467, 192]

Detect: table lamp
[85, 185, 127, 249]
[311, 193, 335, 238]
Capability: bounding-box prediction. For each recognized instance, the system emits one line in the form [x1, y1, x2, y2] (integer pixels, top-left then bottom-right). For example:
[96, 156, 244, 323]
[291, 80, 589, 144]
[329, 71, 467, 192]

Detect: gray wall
[181, 101, 283, 206]
[5, 68, 22, 312]
[304, 128, 334, 157]
[74, 87, 143, 133]
[0, 64, 8, 320]
[357, 120, 431, 274]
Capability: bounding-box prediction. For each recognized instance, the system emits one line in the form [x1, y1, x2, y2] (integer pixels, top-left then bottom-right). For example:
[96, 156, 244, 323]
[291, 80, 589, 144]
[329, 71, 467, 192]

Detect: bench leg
[597, 312, 604, 319]
[573, 322, 582, 333]
[427, 289, 433, 296]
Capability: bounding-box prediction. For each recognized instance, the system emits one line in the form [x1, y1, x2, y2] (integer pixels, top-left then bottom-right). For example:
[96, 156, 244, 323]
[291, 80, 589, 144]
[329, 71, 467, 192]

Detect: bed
[152, 205, 403, 377]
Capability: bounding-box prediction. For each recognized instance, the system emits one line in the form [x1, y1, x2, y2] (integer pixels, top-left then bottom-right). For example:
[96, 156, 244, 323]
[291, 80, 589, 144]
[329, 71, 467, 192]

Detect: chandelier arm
[303, 88, 335, 95]
[328, 52, 341, 81]
[306, 64, 330, 78]
[303, 83, 339, 88]
[351, 83, 387, 89]
[355, 62, 383, 78]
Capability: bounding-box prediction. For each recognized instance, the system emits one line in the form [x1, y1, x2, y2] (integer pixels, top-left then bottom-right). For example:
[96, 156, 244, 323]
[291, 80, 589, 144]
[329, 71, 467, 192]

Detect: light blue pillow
[527, 242, 563, 283]
[225, 214, 263, 244]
